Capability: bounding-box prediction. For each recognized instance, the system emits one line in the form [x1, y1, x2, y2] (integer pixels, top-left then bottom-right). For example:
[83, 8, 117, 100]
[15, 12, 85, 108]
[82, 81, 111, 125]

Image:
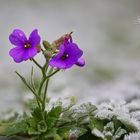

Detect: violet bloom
[9, 29, 41, 63]
[49, 37, 85, 69]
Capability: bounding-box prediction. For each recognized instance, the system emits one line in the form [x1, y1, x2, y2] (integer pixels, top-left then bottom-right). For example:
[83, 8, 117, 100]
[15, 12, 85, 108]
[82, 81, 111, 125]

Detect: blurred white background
[0, 0, 140, 112]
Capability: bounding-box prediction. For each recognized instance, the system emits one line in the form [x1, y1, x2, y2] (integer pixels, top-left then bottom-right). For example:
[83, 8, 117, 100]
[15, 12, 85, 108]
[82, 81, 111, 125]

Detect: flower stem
[32, 58, 43, 70]
[38, 77, 46, 96]
[15, 72, 43, 104]
[46, 69, 59, 79]
[42, 79, 49, 111]
[31, 58, 59, 112]
[30, 67, 36, 91]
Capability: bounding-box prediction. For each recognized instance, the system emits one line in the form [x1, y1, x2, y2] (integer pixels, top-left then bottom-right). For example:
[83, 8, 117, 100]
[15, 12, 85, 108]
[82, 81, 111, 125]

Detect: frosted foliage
[95, 100, 140, 131]
[124, 133, 140, 140]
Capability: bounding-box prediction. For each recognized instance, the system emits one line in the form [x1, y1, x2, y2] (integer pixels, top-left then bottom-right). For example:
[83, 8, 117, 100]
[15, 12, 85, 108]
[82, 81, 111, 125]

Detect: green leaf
[15, 72, 42, 103]
[0, 136, 29, 140]
[37, 120, 47, 133]
[3, 121, 28, 136]
[48, 106, 62, 118]
[103, 122, 114, 139]
[46, 106, 62, 128]
[89, 118, 104, 131]
[78, 131, 101, 140]
[91, 128, 104, 139]
[69, 127, 87, 138]
[31, 107, 43, 121]
[113, 127, 127, 139]
[78, 103, 97, 114]
[26, 99, 39, 110]
[26, 118, 39, 135]
[28, 127, 40, 135]
[118, 117, 139, 132]
[54, 134, 62, 140]
[44, 128, 57, 138]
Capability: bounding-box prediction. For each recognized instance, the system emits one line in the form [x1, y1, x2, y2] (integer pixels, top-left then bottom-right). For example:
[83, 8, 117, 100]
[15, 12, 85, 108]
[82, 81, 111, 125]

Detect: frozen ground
[0, 0, 140, 112]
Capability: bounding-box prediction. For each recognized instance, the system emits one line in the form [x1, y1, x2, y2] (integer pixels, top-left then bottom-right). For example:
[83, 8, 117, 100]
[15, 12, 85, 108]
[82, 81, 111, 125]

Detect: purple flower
[9, 29, 41, 63]
[49, 37, 85, 69]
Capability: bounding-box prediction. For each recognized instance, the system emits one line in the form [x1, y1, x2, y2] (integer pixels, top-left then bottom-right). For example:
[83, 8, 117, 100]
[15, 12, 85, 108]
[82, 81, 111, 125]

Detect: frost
[92, 128, 104, 139]
[124, 133, 140, 140]
[95, 100, 140, 132]
[113, 127, 126, 139]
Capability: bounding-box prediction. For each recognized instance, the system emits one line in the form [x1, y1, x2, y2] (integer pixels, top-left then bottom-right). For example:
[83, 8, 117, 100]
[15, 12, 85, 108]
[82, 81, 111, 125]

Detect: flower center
[61, 53, 69, 60]
[24, 43, 31, 48]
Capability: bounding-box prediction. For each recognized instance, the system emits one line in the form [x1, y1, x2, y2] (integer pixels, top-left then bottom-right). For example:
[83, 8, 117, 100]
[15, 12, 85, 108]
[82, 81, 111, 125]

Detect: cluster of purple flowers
[9, 29, 85, 69]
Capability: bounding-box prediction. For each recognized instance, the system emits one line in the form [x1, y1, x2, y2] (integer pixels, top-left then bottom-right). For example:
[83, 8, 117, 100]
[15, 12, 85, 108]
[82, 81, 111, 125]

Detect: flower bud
[52, 32, 73, 49]
[50, 44, 58, 52]
[43, 40, 51, 50]
[43, 50, 52, 58]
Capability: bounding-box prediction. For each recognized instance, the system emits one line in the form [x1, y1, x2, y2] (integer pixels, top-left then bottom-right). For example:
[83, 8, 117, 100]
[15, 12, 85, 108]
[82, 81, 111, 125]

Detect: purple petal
[49, 57, 66, 69]
[75, 57, 85, 67]
[49, 44, 66, 68]
[9, 29, 27, 47]
[28, 47, 37, 58]
[49, 43, 83, 69]
[64, 44, 83, 68]
[22, 47, 37, 61]
[9, 47, 25, 63]
[66, 43, 83, 59]
[55, 44, 66, 59]
[29, 29, 41, 47]
[64, 58, 77, 68]
[22, 49, 29, 61]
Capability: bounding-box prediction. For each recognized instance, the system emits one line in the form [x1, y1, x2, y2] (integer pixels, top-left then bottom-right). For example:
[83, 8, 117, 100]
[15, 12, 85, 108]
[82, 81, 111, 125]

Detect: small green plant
[0, 29, 140, 140]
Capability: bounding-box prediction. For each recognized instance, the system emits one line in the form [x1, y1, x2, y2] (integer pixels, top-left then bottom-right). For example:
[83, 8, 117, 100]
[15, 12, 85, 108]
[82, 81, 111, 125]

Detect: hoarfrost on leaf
[124, 132, 140, 140]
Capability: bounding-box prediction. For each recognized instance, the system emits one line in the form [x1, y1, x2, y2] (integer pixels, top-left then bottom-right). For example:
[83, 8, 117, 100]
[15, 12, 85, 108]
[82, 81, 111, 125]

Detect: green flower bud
[43, 50, 52, 58]
[43, 40, 51, 50]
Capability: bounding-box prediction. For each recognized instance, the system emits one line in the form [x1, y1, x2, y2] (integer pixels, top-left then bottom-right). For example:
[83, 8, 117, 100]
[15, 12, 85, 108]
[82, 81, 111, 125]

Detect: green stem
[42, 79, 49, 111]
[37, 61, 49, 96]
[15, 72, 43, 104]
[42, 69, 60, 112]
[38, 77, 46, 96]
[41, 67, 54, 111]
[46, 69, 59, 79]
[38, 68, 59, 97]
[30, 67, 36, 91]
[43, 60, 49, 72]
[32, 58, 43, 70]
[32, 58, 59, 112]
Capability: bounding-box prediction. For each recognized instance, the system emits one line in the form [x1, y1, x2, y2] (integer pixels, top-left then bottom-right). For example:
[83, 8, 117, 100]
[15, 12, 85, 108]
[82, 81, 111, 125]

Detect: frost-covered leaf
[95, 101, 129, 121]
[113, 127, 126, 140]
[103, 122, 114, 139]
[46, 106, 62, 128]
[91, 128, 104, 139]
[1, 99, 140, 140]
[124, 132, 140, 140]
[118, 117, 139, 132]
[89, 118, 104, 131]
[77, 103, 97, 114]
[69, 127, 87, 138]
